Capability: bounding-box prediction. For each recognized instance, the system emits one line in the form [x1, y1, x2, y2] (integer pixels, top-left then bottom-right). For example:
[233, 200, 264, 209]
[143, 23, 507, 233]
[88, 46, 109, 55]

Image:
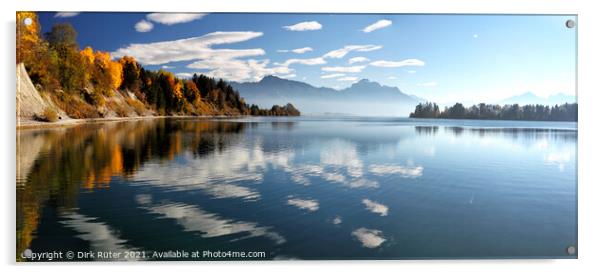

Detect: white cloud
[338, 76, 359, 82]
[370, 59, 425, 67]
[275, 57, 326, 67]
[417, 81, 438, 87]
[287, 198, 319, 212]
[322, 65, 366, 73]
[369, 164, 424, 178]
[362, 199, 389, 216]
[407, 70, 417, 74]
[321, 73, 346, 79]
[473, 34, 479, 38]
[352, 228, 386, 248]
[187, 58, 292, 82]
[113, 31, 292, 82]
[362, 19, 392, 33]
[324, 45, 382, 59]
[54, 12, 80, 18]
[388, 76, 397, 80]
[348, 56, 370, 64]
[277, 47, 313, 54]
[175, 72, 194, 79]
[283, 21, 322, 31]
[292, 47, 313, 54]
[113, 31, 264, 65]
[146, 13, 206, 25]
[135, 20, 154, 32]
[161, 65, 173, 69]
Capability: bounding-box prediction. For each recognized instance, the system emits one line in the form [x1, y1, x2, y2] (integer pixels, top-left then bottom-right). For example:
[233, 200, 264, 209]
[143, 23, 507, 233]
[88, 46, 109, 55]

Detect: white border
[3, 0, 602, 273]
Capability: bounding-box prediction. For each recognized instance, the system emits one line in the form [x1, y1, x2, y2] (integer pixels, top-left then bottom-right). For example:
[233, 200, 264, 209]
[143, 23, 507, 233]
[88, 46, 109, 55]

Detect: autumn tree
[119, 56, 141, 93]
[46, 23, 86, 92]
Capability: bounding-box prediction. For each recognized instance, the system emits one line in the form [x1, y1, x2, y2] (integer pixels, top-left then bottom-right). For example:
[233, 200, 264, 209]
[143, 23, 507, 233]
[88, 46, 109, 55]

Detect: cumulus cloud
[55, 12, 80, 18]
[146, 13, 206, 25]
[187, 58, 292, 82]
[352, 228, 386, 248]
[113, 31, 264, 64]
[283, 21, 322, 31]
[338, 76, 359, 82]
[362, 199, 389, 216]
[321, 73, 346, 79]
[348, 56, 370, 64]
[324, 45, 382, 59]
[135, 20, 154, 32]
[362, 19, 392, 33]
[113, 31, 293, 82]
[370, 59, 425, 67]
[322, 65, 366, 73]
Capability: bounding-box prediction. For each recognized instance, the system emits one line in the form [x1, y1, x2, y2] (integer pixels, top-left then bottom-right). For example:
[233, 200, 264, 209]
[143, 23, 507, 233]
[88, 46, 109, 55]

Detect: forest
[16, 12, 299, 121]
[410, 102, 577, 121]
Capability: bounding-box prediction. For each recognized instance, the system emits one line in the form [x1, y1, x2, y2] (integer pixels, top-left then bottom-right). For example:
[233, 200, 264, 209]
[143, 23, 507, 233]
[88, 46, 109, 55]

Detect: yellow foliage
[174, 80, 183, 99]
[108, 61, 123, 90]
[16, 12, 41, 63]
[80, 47, 95, 64]
[93, 50, 123, 90]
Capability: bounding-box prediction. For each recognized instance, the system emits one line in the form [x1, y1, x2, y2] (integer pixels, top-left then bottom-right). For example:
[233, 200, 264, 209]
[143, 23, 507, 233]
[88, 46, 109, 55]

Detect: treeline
[16, 12, 300, 120]
[410, 102, 577, 121]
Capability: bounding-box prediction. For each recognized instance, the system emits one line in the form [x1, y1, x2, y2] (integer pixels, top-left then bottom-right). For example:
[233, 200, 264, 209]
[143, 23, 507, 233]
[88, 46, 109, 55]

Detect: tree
[16, 12, 41, 64]
[119, 56, 141, 92]
[46, 23, 85, 92]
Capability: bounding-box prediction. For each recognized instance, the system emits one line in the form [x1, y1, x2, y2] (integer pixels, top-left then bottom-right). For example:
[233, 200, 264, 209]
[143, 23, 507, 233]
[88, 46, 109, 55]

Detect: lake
[16, 117, 577, 260]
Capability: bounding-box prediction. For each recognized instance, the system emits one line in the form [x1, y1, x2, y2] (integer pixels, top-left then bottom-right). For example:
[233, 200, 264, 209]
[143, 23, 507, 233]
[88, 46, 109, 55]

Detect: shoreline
[16, 115, 251, 130]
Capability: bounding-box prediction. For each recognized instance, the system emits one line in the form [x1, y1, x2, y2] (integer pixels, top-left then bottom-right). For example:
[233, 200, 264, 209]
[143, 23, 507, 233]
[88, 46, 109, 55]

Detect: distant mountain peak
[500, 92, 576, 105]
[259, 75, 283, 83]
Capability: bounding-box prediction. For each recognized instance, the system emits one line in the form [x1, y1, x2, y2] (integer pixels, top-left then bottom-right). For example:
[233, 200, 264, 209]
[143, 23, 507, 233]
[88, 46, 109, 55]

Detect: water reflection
[59, 211, 141, 261]
[136, 195, 286, 244]
[362, 199, 389, 216]
[351, 228, 386, 249]
[17, 118, 577, 259]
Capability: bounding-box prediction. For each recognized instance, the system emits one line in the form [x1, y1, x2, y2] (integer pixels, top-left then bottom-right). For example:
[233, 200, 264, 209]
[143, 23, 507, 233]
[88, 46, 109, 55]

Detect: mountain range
[499, 92, 576, 106]
[231, 76, 424, 116]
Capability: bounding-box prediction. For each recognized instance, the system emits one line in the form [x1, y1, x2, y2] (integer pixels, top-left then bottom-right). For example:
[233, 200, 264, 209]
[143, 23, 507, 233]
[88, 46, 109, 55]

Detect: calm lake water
[16, 117, 577, 260]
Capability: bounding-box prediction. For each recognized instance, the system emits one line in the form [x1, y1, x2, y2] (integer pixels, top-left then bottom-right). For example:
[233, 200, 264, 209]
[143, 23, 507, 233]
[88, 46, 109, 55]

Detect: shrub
[40, 107, 59, 122]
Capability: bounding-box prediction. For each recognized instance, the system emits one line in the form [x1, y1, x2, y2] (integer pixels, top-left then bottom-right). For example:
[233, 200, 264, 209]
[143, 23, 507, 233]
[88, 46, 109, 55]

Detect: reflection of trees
[443, 126, 577, 142]
[414, 126, 439, 135]
[16, 119, 247, 259]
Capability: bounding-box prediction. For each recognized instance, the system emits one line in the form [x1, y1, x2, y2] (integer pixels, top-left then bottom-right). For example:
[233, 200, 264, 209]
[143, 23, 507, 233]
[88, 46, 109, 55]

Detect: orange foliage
[16, 12, 40, 63]
[94, 51, 123, 90]
[80, 46, 95, 64]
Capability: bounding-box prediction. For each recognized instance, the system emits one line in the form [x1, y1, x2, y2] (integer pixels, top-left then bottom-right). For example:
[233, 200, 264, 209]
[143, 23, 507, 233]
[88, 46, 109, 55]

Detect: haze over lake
[17, 117, 577, 260]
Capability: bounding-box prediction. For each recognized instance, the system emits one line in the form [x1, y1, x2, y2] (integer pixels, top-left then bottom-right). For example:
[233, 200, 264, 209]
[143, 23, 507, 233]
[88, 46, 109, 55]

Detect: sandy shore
[16, 115, 247, 130]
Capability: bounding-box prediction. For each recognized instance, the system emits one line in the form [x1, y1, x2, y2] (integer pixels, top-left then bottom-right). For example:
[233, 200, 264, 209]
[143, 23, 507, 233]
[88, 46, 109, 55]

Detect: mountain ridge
[230, 75, 424, 116]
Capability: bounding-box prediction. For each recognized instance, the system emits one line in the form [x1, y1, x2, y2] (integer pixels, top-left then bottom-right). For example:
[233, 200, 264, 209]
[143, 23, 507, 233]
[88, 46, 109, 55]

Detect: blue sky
[38, 12, 576, 104]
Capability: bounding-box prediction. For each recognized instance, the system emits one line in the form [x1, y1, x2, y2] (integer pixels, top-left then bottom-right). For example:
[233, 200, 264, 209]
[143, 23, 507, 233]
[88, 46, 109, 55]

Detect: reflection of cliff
[16, 119, 248, 259]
